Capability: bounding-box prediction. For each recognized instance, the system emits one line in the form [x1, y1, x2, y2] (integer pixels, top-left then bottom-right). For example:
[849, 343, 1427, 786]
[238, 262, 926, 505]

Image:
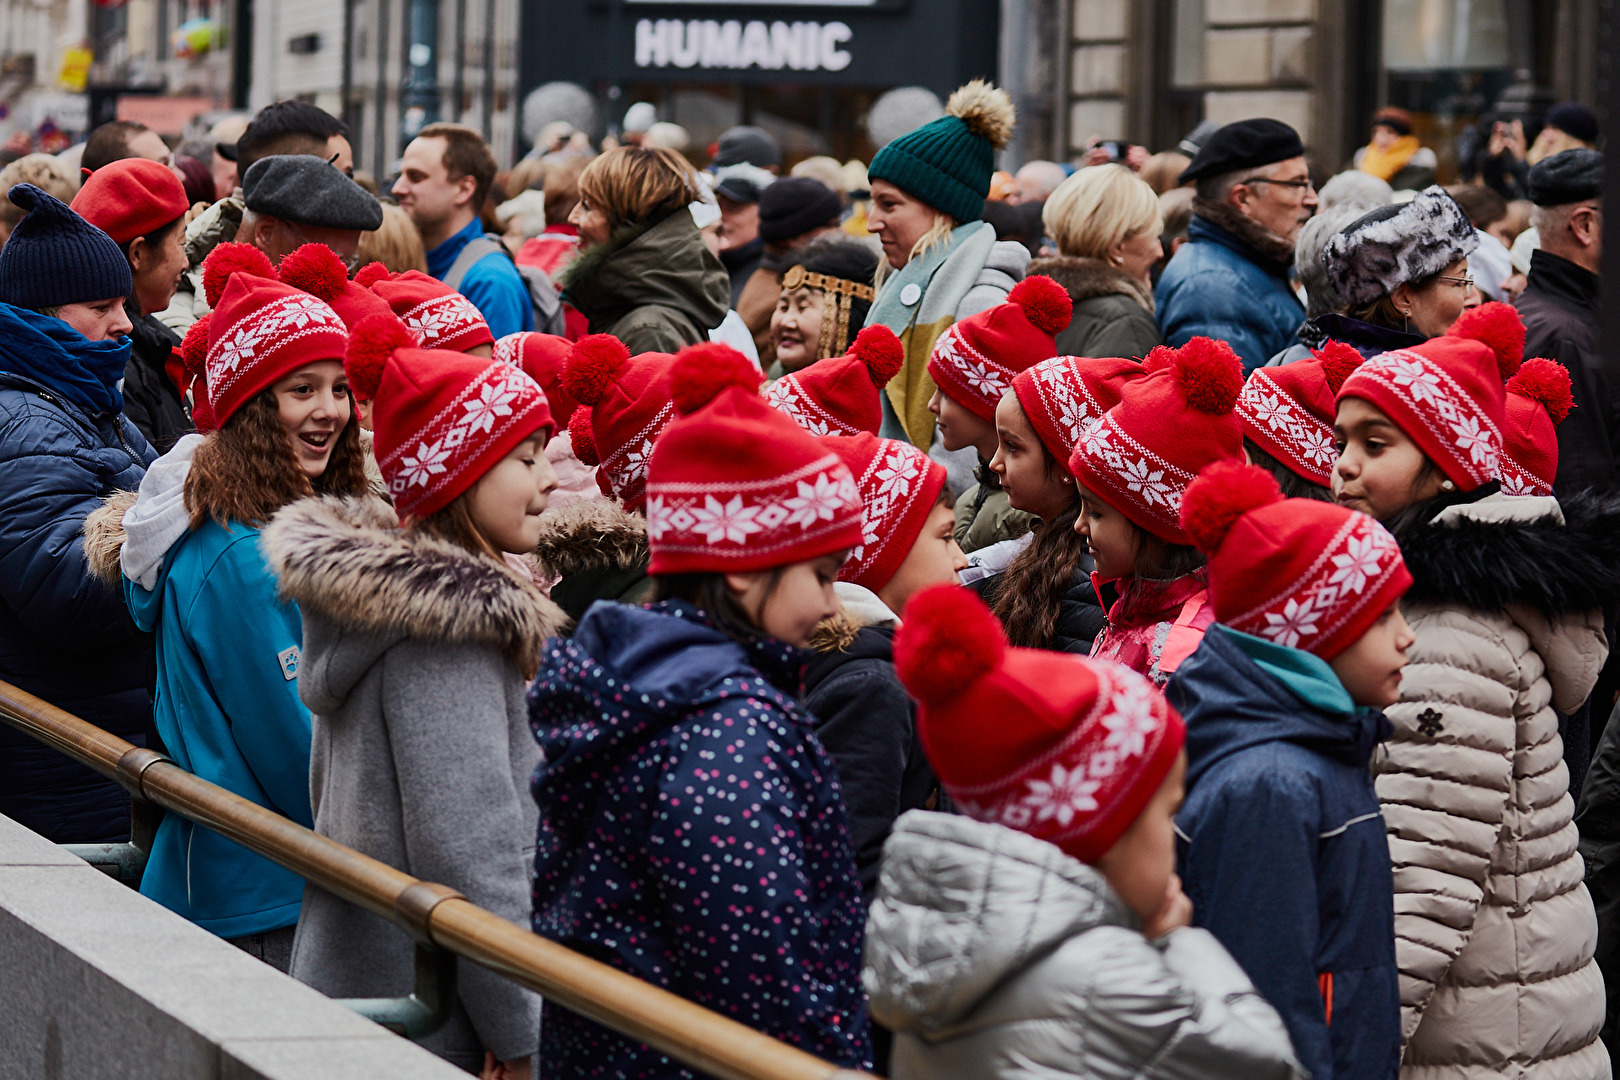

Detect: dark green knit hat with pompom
[868, 81, 1015, 225]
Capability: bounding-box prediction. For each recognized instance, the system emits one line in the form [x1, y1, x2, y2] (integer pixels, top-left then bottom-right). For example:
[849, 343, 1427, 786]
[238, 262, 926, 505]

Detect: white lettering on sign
[635, 19, 853, 71]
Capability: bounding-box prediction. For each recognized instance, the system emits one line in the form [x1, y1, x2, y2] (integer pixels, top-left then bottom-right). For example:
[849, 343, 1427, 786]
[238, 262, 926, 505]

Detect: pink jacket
[1089, 570, 1214, 687]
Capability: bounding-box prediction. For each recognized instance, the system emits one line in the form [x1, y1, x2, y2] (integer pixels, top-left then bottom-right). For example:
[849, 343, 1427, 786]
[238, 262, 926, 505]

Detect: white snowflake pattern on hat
[400, 439, 452, 488]
[1262, 595, 1323, 648]
[783, 471, 859, 530]
[689, 494, 765, 545]
[1021, 764, 1101, 827]
[1386, 356, 1443, 405]
[457, 376, 524, 435]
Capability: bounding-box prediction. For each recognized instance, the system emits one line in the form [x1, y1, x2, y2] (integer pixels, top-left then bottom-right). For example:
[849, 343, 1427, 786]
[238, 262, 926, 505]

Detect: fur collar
[1026, 255, 1152, 312]
[531, 499, 648, 578]
[262, 496, 568, 670]
[83, 489, 137, 587]
[1191, 196, 1297, 271]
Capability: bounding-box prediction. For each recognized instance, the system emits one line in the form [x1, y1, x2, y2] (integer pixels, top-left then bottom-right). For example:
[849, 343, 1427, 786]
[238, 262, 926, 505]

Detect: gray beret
[1321, 186, 1479, 307]
[242, 155, 384, 231]
[1528, 148, 1603, 207]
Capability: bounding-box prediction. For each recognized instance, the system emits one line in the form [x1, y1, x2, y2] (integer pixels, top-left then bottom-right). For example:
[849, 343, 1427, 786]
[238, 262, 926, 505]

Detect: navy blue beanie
[0, 184, 133, 310]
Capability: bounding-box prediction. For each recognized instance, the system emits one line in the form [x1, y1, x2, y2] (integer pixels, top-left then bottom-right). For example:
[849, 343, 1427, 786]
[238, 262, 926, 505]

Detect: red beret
[71, 159, 190, 247]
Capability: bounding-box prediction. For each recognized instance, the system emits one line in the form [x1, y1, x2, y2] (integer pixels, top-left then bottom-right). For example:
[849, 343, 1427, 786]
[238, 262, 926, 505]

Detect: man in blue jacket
[0, 183, 157, 843]
[1156, 119, 1316, 372]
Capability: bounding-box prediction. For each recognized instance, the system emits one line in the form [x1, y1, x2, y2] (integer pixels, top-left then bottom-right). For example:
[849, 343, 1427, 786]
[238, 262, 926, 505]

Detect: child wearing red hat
[864, 584, 1304, 1080]
[1331, 302, 1616, 1076]
[1499, 357, 1572, 497]
[356, 263, 495, 356]
[1168, 461, 1411, 1080]
[529, 341, 874, 1079]
[263, 317, 562, 1075]
[1237, 339, 1362, 500]
[493, 330, 601, 512]
[764, 324, 903, 436]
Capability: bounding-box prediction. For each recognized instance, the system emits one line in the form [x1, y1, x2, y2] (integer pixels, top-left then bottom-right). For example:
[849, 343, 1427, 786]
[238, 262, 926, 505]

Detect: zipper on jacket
[1318, 971, 1333, 1025]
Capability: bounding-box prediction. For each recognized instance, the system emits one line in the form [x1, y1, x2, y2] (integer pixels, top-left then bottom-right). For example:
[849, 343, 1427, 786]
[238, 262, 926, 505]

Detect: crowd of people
[0, 82, 1613, 1080]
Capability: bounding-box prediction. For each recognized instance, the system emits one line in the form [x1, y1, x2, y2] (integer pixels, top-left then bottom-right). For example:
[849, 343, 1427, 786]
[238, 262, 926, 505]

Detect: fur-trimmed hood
[530, 498, 648, 578]
[83, 489, 137, 587]
[1026, 255, 1153, 313]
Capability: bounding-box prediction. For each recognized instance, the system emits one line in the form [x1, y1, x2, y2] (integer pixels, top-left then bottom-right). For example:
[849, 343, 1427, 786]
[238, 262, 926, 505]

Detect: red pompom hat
[344, 317, 554, 518]
[1500, 358, 1573, 497]
[178, 314, 216, 433]
[926, 275, 1072, 421]
[820, 433, 947, 591]
[645, 343, 863, 575]
[1181, 461, 1411, 659]
[563, 334, 678, 512]
[1335, 301, 1524, 491]
[278, 246, 400, 330]
[70, 158, 190, 246]
[1011, 354, 1143, 467]
[494, 331, 580, 428]
[1067, 336, 1245, 545]
[201, 242, 349, 427]
[360, 268, 494, 352]
[894, 585, 1184, 862]
[1237, 340, 1363, 487]
[765, 325, 904, 436]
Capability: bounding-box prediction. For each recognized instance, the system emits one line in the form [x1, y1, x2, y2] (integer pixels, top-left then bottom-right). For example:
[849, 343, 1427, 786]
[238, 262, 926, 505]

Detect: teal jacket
[126, 517, 312, 937]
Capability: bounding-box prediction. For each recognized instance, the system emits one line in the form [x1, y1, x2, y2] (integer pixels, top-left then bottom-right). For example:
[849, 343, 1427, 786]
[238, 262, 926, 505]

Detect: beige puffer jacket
[1375, 492, 1613, 1080]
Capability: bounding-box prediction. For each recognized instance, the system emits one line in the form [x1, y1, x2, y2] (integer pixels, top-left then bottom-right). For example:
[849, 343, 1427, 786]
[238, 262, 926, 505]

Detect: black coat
[970, 562, 1106, 655]
[1518, 250, 1613, 493]
[121, 311, 191, 454]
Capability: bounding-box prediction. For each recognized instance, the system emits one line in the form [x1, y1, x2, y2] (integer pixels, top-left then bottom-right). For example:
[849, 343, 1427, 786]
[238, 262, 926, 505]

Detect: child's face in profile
[1073, 482, 1140, 582]
[1332, 397, 1447, 524]
[1329, 602, 1415, 708]
[1094, 749, 1186, 925]
[727, 551, 847, 648]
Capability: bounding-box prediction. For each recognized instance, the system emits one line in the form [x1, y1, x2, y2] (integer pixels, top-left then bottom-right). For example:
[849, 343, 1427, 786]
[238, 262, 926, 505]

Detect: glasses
[1436, 274, 1476, 290]
[1238, 176, 1315, 190]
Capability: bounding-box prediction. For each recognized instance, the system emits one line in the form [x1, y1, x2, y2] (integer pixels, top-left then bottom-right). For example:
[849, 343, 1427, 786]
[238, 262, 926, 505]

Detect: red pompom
[1450, 301, 1524, 380]
[1007, 274, 1073, 337]
[568, 405, 600, 466]
[190, 394, 217, 435]
[1142, 345, 1177, 373]
[179, 313, 212, 379]
[853, 325, 904, 388]
[893, 585, 1006, 709]
[353, 262, 393, 289]
[669, 342, 763, 416]
[201, 242, 275, 308]
[1508, 358, 1574, 425]
[1179, 461, 1282, 554]
[1174, 336, 1243, 414]
[563, 334, 631, 407]
[344, 313, 411, 401]
[275, 243, 349, 302]
[1313, 339, 1364, 394]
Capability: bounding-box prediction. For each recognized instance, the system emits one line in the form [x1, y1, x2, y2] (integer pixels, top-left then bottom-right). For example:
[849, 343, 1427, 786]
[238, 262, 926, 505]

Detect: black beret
[1528, 148, 1604, 207]
[242, 154, 383, 230]
[1179, 118, 1306, 185]
[712, 125, 782, 169]
[1545, 102, 1600, 144]
[759, 178, 842, 245]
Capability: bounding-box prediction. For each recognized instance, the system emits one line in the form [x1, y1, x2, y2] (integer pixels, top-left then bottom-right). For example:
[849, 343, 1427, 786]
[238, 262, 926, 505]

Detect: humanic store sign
[634, 19, 853, 71]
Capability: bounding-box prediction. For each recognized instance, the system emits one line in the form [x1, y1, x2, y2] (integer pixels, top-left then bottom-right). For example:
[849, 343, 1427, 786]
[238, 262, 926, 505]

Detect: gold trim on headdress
[781, 265, 876, 359]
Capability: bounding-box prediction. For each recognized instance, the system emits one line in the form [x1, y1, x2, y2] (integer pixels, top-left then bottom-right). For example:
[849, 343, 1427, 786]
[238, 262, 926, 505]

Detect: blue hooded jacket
[1167, 625, 1399, 1080]
[529, 599, 873, 1078]
[1155, 215, 1305, 373]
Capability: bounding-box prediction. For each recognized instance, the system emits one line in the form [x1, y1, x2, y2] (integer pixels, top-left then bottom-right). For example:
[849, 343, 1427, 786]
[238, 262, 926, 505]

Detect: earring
[1441, 479, 1455, 491]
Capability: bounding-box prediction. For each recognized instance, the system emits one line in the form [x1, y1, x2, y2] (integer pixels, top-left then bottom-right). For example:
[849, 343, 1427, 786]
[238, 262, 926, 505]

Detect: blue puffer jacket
[1167, 625, 1399, 1080]
[529, 599, 873, 1078]
[1156, 216, 1305, 372]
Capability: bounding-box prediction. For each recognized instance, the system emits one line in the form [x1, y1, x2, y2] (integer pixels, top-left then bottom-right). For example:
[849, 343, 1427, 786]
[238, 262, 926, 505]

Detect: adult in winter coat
[1578, 699, 1620, 1061]
[561, 146, 730, 354]
[0, 184, 157, 844]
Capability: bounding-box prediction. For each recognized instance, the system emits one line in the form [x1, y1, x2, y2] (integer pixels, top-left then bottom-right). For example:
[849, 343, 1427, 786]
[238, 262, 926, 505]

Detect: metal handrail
[0, 678, 871, 1080]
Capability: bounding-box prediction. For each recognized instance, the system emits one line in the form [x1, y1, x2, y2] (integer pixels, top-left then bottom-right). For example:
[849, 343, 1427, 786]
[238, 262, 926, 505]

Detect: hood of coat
[261, 496, 568, 710]
[864, 810, 1129, 1034]
[1027, 254, 1153, 313]
[559, 209, 731, 335]
[83, 488, 138, 587]
[810, 581, 898, 653]
[530, 498, 648, 578]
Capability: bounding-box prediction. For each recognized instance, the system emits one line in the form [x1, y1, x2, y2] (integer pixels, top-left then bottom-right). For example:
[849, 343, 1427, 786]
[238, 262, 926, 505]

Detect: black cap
[1528, 148, 1604, 206]
[1544, 102, 1599, 144]
[1178, 118, 1306, 185]
[242, 154, 383, 230]
[712, 125, 781, 170]
[215, 141, 239, 162]
[759, 178, 842, 245]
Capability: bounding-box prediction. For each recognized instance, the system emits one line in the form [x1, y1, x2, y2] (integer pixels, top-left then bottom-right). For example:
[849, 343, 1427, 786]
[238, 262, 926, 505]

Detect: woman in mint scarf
[0, 183, 157, 845]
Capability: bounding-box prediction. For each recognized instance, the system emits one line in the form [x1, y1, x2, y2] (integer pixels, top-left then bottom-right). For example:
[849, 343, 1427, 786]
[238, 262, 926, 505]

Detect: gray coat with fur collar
[262, 496, 567, 1068]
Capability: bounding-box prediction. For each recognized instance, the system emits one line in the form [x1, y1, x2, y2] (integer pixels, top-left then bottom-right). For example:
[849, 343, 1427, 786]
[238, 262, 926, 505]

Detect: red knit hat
[645, 343, 863, 575]
[894, 585, 1184, 862]
[1237, 340, 1363, 487]
[345, 315, 554, 518]
[70, 158, 190, 246]
[926, 276, 1072, 421]
[178, 313, 216, 433]
[277, 246, 402, 332]
[1011, 354, 1143, 468]
[563, 334, 678, 512]
[1181, 461, 1411, 659]
[1500, 358, 1572, 497]
[1335, 302, 1524, 491]
[765, 325, 904, 436]
[494, 331, 580, 427]
[1067, 337, 1245, 545]
[821, 433, 948, 591]
[201, 242, 349, 427]
[360, 267, 494, 352]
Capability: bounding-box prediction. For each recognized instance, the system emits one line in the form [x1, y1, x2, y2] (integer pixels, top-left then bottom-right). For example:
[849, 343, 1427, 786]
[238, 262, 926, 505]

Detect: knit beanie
[564, 335, 679, 511]
[821, 432, 947, 592]
[927, 275, 1072, 421]
[494, 331, 581, 427]
[894, 585, 1184, 862]
[1500, 358, 1572, 497]
[1335, 301, 1524, 491]
[1181, 461, 1411, 659]
[868, 81, 1015, 225]
[346, 314, 554, 518]
[70, 159, 190, 246]
[765, 325, 904, 436]
[1068, 337, 1245, 545]
[1012, 353, 1144, 467]
[202, 242, 349, 427]
[0, 184, 132, 308]
[280, 248, 400, 332]
[356, 264, 494, 352]
[645, 343, 863, 575]
[1237, 340, 1363, 487]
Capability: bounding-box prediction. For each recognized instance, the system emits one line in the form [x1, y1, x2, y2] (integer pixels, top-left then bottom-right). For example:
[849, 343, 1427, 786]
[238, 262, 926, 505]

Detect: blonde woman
[1028, 163, 1162, 359]
[356, 202, 428, 274]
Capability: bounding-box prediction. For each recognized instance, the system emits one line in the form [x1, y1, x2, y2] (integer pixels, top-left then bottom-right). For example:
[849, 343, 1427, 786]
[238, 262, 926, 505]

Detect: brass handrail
[0, 678, 871, 1080]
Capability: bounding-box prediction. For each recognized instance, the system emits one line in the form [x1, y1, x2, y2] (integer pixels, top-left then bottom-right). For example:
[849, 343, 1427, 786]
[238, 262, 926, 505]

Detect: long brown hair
[992, 497, 1089, 648]
[185, 392, 368, 529]
[406, 491, 502, 559]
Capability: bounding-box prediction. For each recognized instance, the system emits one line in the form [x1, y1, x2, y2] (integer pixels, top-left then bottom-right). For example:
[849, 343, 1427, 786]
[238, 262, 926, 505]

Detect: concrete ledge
[0, 814, 468, 1079]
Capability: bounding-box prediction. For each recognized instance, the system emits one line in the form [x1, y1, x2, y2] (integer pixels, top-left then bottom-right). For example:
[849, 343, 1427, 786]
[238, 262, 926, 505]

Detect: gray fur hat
[1321, 186, 1478, 307]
